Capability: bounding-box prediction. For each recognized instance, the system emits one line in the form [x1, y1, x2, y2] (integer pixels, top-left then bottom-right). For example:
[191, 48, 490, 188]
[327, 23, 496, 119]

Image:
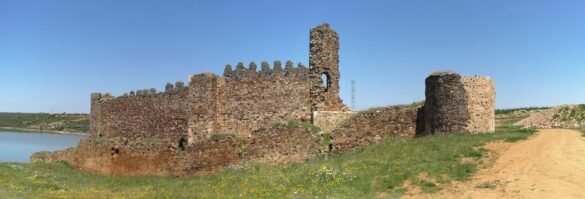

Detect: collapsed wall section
[312, 111, 356, 132]
[247, 123, 322, 164]
[330, 105, 420, 152]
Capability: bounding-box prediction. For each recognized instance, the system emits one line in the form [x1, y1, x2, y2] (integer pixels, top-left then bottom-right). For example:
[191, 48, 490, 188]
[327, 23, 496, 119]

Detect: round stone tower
[422, 72, 496, 135]
[309, 23, 346, 112]
[423, 72, 471, 135]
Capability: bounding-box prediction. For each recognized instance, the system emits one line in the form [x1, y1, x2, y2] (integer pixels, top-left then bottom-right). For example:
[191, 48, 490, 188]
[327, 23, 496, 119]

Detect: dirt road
[408, 129, 585, 199]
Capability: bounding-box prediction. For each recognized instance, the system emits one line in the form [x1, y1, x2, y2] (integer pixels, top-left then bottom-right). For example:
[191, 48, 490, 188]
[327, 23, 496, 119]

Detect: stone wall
[247, 123, 322, 164]
[216, 61, 312, 137]
[187, 73, 220, 141]
[90, 87, 189, 144]
[422, 72, 495, 135]
[330, 105, 421, 152]
[60, 23, 500, 177]
[30, 148, 76, 163]
[77, 23, 348, 176]
[71, 135, 242, 176]
[312, 111, 356, 132]
[90, 24, 345, 139]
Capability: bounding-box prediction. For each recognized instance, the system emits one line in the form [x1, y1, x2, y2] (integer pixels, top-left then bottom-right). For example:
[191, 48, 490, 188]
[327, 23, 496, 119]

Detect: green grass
[552, 105, 585, 122]
[0, 125, 535, 198]
[363, 102, 423, 112]
[495, 107, 550, 115]
[0, 112, 89, 133]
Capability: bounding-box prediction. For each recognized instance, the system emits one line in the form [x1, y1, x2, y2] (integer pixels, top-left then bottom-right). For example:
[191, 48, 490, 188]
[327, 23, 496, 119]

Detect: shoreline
[0, 127, 89, 136]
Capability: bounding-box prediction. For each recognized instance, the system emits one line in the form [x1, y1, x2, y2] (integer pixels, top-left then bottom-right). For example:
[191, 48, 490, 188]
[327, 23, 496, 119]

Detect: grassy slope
[0, 112, 89, 133]
[552, 104, 585, 122]
[495, 107, 550, 115]
[0, 112, 534, 198]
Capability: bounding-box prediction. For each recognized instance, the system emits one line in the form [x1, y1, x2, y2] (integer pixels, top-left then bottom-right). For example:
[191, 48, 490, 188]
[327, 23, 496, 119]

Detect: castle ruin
[90, 24, 347, 142]
[43, 23, 496, 176]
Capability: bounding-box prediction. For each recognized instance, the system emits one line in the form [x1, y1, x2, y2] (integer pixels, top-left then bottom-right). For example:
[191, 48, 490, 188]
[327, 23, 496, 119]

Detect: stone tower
[309, 23, 346, 112]
[423, 72, 471, 135]
[422, 72, 495, 135]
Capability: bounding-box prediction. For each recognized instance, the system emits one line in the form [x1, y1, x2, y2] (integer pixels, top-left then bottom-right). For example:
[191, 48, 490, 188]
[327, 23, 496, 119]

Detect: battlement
[83, 23, 348, 176]
[222, 60, 308, 80]
[90, 92, 113, 101]
[91, 82, 189, 102]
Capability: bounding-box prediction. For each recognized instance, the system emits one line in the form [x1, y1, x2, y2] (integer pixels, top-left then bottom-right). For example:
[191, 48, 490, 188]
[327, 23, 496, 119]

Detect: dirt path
[406, 129, 585, 199]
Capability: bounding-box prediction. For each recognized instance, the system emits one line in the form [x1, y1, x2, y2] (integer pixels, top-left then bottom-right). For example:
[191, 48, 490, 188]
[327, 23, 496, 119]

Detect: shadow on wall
[414, 71, 496, 136]
[415, 107, 426, 137]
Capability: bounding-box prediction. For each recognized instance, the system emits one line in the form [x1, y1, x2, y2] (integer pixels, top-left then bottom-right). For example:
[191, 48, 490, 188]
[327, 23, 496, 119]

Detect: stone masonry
[70, 23, 349, 176]
[46, 23, 497, 176]
[90, 24, 346, 141]
[421, 72, 495, 135]
[312, 111, 356, 132]
[309, 24, 348, 112]
[461, 76, 496, 132]
[330, 105, 421, 152]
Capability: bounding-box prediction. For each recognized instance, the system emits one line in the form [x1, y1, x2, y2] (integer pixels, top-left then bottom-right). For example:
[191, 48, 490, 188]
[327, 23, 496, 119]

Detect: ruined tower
[310, 23, 346, 112]
[423, 72, 471, 135]
[422, 72, 495, 135]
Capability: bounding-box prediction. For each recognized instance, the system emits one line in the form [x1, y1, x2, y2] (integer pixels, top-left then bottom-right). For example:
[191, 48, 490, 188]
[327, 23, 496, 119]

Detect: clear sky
[1, 0, 584, 113]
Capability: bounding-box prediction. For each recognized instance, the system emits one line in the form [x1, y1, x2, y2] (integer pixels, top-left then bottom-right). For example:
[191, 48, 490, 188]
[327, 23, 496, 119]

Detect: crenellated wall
[78, 24, 350, 176]
[90, 60, 315, 140]
[90, 86, 189, 142]
[84, 60, 315, 176]
[216, 61, 312, 137]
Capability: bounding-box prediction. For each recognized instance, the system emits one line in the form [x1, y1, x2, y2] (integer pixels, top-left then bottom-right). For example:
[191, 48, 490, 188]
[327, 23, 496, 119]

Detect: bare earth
[405, 129, 585, 199]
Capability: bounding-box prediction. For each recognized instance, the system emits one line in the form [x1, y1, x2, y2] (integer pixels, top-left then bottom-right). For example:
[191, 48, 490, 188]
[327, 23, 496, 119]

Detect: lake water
[0, 131, 86, 162]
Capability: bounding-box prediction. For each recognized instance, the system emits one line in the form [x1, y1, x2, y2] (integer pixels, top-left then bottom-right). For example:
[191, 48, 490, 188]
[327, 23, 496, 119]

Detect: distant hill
[499, 105, 585, 129]
[0, 112, 89, 134]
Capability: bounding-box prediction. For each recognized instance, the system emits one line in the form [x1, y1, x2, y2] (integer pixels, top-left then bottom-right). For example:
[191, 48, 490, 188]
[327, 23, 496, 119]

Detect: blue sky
[1, 0, 584, 113]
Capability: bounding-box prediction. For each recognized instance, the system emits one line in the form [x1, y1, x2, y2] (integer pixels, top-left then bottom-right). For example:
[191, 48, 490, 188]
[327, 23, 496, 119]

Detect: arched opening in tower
[321, 72, 330, 91]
